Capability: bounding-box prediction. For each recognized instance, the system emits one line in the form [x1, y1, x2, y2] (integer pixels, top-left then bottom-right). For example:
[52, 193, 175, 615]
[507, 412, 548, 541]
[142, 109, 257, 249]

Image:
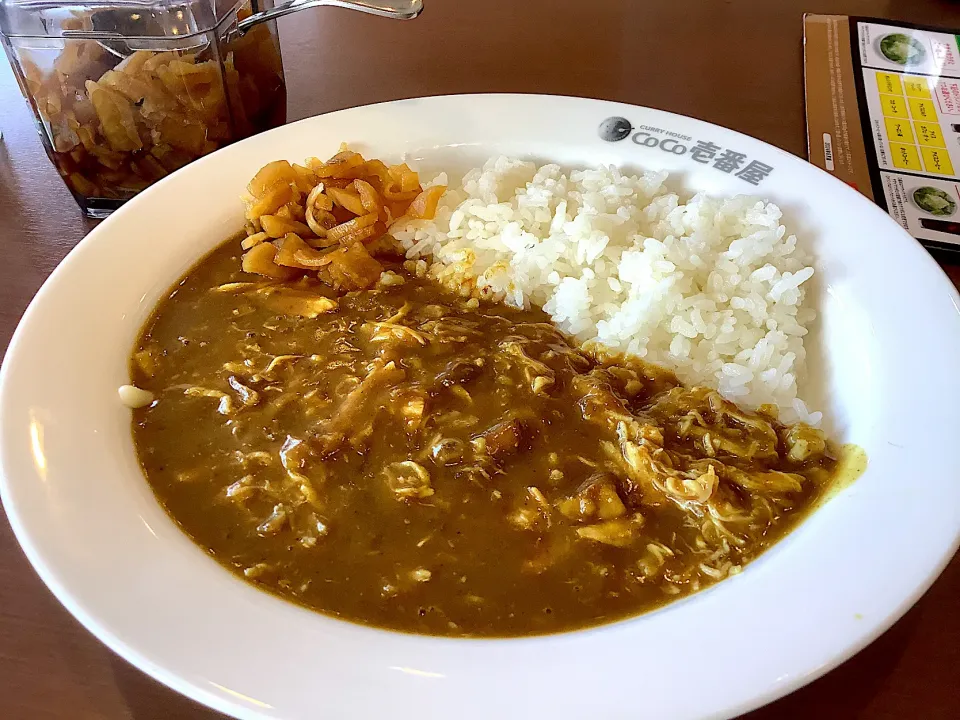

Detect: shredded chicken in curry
[130, 242, 841, 637]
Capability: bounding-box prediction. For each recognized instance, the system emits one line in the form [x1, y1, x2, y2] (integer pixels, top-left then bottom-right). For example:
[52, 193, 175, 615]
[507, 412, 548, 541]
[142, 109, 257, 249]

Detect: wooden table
[1, 1, 958, 717]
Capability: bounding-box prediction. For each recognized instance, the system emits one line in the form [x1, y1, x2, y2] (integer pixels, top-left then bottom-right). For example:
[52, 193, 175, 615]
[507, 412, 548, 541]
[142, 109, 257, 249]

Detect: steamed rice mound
[392, 157, 819, 424]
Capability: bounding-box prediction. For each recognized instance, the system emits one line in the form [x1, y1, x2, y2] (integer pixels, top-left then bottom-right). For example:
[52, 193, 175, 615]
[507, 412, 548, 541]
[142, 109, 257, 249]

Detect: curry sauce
[130, 241, 843, 637]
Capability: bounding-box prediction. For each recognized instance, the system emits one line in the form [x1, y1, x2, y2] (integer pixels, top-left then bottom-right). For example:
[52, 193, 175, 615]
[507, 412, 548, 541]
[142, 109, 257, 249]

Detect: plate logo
[598, 116, 633, 142]
[598, 116, 775, 186]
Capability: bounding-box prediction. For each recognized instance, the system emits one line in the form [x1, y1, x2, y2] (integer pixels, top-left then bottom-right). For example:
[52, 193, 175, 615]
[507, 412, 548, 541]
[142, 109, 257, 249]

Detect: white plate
[2, 94, 960, 720]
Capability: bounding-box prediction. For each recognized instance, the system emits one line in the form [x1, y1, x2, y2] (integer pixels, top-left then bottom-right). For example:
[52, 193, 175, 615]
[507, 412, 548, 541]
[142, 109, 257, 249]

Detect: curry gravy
[131, 241, 850, 637]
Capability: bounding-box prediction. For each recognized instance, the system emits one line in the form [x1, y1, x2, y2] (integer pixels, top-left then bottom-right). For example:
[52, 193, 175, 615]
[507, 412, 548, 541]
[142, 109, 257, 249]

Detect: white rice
[392, 157, 820, 425]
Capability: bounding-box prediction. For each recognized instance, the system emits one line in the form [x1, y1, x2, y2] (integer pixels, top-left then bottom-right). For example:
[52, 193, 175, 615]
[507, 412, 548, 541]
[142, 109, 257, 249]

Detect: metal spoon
[79, 0, 422, 59]
[239, 0, 423, 33]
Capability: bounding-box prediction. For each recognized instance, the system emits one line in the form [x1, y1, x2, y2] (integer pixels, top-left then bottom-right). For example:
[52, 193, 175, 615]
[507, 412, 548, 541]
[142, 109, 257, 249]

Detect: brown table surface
[1, 0, 959, 718]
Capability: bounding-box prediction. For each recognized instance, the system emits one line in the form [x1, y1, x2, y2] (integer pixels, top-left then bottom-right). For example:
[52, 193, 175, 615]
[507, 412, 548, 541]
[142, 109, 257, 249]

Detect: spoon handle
[237, 0, 423, 33]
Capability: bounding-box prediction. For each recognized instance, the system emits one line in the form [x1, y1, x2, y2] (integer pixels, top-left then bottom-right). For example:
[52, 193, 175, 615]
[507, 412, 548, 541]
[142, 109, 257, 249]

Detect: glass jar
[0, 0, 421, 217]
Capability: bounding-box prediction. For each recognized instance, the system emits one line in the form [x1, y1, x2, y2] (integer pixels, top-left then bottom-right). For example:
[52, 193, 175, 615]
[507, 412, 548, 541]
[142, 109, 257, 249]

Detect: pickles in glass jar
[2, 1, 287, 217]
[1, 0, 419, 216]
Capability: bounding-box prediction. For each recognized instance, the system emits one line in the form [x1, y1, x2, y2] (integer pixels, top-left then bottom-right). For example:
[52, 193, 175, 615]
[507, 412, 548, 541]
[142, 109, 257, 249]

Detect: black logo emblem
[599, 116, 632, 142]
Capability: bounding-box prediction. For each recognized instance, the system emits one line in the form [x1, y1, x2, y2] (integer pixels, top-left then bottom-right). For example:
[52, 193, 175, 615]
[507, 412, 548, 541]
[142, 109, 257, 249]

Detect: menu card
[804, 14, 960, 253]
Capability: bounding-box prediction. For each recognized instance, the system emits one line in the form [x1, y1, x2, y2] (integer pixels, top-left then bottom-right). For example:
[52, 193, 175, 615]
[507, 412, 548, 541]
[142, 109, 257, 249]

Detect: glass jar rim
[0, 0, 247, 39]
